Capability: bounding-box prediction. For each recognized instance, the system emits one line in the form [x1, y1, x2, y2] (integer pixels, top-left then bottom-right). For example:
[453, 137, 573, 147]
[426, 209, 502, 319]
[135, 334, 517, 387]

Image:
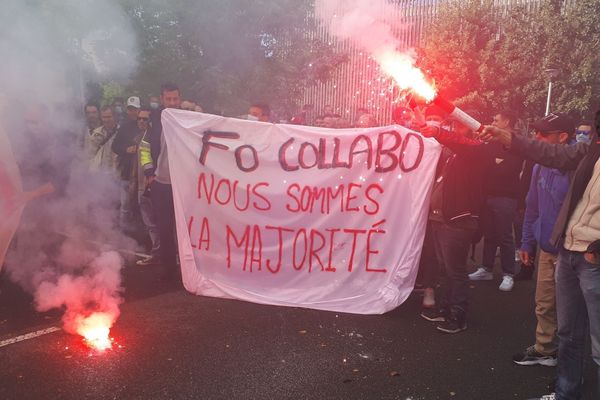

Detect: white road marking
[0, 326, 61, 348]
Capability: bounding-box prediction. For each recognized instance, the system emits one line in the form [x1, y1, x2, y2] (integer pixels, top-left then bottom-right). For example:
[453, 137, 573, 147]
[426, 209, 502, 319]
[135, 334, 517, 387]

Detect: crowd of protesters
[7, 80, 598, 400]
[412, 103, 597, 400]
[291, 99, 598, 400]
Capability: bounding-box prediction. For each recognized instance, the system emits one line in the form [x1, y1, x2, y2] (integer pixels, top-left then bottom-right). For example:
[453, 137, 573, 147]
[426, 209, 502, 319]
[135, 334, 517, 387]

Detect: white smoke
[35, 250, 123, 335]
[1, 0, 137, 108]
[315, 0, 412, 58]
[315, 0, 434, 100]
[0, 0, 139, 334]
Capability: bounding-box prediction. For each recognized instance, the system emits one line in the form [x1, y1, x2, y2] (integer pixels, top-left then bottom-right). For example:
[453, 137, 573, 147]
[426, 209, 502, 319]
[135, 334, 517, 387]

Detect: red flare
[75, 312, 113, 351]
[378, 52, 437, 102]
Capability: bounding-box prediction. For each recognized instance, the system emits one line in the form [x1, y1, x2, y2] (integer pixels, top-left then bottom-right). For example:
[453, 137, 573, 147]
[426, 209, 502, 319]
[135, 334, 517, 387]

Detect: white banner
[0, 118, 24, 271]
[163, 109, 440, 314]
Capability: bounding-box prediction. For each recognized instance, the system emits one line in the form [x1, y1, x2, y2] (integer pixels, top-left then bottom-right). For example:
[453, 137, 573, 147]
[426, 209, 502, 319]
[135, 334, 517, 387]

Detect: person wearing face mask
[247, 103, 270, 122]
[512, 113, 574, 371]
[418, 110, 498, 334]
[112, 97, 126, 124]
[148, 95, 160, 111]
[480, 112, 600, 400]
[391, 106, 414, 129]
[575, 120, 593, 144]
[111, 96, 141, 232]
[181, 100, 197, 112]
[142, 82, 182, 281]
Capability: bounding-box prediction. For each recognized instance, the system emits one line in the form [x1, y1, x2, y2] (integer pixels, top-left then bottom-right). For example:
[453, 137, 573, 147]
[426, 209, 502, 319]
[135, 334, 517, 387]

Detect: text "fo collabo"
[198, 130, 424, 173]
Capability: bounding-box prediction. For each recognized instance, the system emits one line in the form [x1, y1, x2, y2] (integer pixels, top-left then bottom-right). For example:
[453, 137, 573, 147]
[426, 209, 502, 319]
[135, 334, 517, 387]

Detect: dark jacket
[510, 132, 600, 248]
[112, 119, 140, 180]
[433, 131, 497, 223]
[484, 151, 524, 199]
[517, 160, 535, 210]
[144, 107, 164, 177]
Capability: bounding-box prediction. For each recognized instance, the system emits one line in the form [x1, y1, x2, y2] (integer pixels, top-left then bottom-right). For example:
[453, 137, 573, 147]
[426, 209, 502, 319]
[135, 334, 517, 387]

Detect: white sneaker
[499, 275, 514, 291]
[468, 267, 493, 281]
[528, 394, 555, 400]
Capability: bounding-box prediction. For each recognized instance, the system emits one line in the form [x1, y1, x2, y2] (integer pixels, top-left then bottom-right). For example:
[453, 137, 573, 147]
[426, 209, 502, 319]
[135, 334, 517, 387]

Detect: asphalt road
[0, 259, 596, 400]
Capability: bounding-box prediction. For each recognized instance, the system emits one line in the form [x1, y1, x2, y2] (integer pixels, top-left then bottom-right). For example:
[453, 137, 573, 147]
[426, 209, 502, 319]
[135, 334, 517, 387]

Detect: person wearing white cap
[126, 96, 141, 120]
[112, 96, 141, 232]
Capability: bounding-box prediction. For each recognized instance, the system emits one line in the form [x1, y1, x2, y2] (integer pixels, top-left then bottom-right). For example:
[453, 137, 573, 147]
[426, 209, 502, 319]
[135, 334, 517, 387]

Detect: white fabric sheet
[162, 109, 440, 314]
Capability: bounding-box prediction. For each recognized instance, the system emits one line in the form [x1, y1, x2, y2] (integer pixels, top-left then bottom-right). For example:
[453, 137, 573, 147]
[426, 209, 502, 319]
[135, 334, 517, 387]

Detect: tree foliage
[119, 0, 346, 117]
[418, 0, 600, 122]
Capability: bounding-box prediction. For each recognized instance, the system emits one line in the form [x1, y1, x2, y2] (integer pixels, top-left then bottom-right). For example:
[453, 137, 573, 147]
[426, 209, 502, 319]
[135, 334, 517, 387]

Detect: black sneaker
[420, 308, 446, 322]
[512, 345, 557, 366]
[436, 317, 467, 334]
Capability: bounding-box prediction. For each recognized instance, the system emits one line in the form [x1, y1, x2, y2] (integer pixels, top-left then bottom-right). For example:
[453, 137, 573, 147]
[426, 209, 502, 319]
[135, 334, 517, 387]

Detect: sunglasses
[137, 117, 149, 121]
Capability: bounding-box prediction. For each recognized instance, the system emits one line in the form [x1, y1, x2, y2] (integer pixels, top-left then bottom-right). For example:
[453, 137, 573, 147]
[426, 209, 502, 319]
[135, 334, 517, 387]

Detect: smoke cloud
[0, 0, 139, 335]
[315, 0, 411, 58]
[315, 0, 435, 100]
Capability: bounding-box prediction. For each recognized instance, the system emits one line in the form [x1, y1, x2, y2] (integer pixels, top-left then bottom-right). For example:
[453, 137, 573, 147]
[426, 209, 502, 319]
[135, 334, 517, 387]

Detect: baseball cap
[532, 113, 574, 134]
[126, 96, 141, 109]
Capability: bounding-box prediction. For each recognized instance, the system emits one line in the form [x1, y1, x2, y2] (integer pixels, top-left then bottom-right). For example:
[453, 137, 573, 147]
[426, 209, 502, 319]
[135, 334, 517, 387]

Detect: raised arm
[479, 126, 587, 171]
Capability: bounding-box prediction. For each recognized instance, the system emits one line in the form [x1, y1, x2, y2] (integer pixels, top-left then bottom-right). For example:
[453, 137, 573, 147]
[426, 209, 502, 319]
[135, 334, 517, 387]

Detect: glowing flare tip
[82, 326, 112, 351]
[378, 52, 436, 102]
[75, 312, 114, 351]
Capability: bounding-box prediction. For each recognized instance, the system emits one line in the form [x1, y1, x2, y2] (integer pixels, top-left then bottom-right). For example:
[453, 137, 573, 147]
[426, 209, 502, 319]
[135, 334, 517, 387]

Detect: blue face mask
[575, 129, 591, 144]
[150, 102, 159, 110]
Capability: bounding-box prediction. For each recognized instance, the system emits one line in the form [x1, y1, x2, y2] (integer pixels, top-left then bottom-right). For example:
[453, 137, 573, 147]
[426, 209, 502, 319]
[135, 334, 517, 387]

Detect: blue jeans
[138, 191, 160, 258]
[555, 248, 600, 400]
[119, 179, 133, 231]
[482, 196, 517, 275]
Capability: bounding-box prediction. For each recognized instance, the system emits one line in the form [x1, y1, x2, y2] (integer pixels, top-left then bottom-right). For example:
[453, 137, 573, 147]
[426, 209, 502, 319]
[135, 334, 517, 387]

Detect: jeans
[431, 218, 478, 316]
[150, 181, 177, 270]
[138, 191, 160, 258]
[555, 248, 600, 400]
[513, 206, 525, 249]
[119, 179, 133, 231]
[482, 196, 517, 275]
